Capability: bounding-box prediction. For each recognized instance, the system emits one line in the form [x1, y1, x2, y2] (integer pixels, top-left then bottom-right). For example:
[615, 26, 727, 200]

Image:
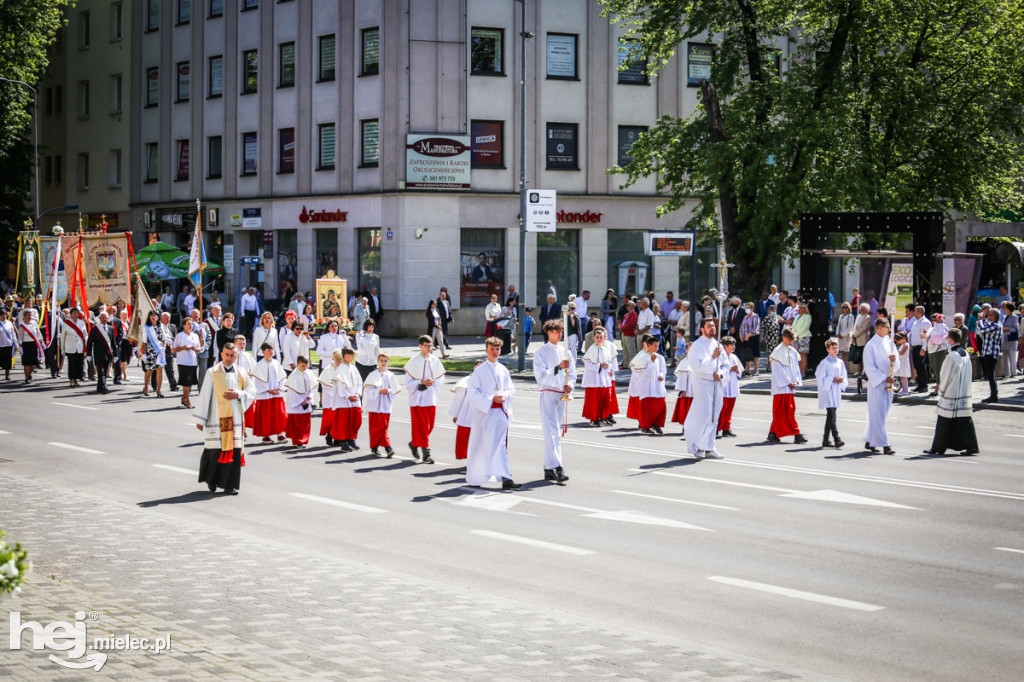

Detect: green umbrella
[134, 242, 223, 282]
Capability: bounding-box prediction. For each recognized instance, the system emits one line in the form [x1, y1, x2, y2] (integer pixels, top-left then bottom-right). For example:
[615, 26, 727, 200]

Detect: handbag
[848, 344, 863, 364]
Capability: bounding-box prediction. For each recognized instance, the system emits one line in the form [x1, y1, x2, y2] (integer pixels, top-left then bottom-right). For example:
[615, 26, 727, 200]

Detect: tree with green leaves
[602, 0, 1024, 297]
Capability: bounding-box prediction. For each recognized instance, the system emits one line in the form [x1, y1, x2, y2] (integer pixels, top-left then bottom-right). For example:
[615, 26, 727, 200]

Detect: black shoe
[325, 435, 334, 446]
[385, 447, 395, 458]
[865, 442, 879, 452]
[502, 478, 521, 490]
[370, 448, 381, 457]
[97, 388, 109, 395]
[652, 425, 663, 435]
[835, 440, 845, 449]
[207, 481, 217, 493]
[822, 440, 833, 448]
[544, 469, 558, 481]
[555, 466, 569, 483]
[641, 428, 654, 434]
[982, 396, 999, 404]
[338, 441, 353, 452]
[606, 417, 616, 425]
[767, 433, 780, 443]
[721, 430, 736, 438]
[962, 449, 979, 455]
[421, 449, 434, 464]
[794, 435, 808, 444]
[590, 420, 601, 427]
[915, 388, 928, 393]
[922, 449, 940, 455]
[113, 379, 122, 385]
[348, 440, 360, 451]
[882, 446, 895, 455]
[409, 442, 420, 460]
[226, 488, 239, 496]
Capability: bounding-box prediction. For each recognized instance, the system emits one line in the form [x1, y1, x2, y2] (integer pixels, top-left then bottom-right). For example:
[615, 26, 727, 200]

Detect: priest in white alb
[863, 317, 900, 454]
[683, 318, 730, 460]
[533, 319, 575, 483]
[924, 327, 979, 456]
[465, 338, 520, 490]
[195, 342, 257, 495]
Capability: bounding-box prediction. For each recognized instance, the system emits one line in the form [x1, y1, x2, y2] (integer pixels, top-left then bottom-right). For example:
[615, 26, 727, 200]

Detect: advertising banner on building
[687, 43, 715, 86]
[38, 237, 69, 305]
[82, 233, 131, 305]
[406, 135, 471, 190]
[460, 251, 504, 305]
[882, 262, 914, 319]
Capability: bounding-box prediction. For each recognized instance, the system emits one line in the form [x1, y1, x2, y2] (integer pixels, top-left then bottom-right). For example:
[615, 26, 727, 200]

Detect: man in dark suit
[724, 296, 747, 337]
[538, 293, 559, 336]
[435, 288, 454, 349]
[367, 287, 384, 325]
[87, 311, 117, 394]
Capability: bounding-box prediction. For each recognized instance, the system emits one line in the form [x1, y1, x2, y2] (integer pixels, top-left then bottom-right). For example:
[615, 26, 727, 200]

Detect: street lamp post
[515, 0, 533, 372]
[0, 77, 40, 224]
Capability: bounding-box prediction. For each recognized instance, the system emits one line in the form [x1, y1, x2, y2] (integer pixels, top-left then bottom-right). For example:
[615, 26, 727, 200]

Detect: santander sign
[299, 206, 348, 224]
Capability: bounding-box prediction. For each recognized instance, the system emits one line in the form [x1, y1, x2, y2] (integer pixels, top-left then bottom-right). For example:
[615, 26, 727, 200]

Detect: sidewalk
[0, 474, 832, 681]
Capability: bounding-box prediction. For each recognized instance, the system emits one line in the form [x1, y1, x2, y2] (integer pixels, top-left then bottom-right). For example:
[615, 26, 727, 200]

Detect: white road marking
[1007, 435, 1024, 439]
[47, 442, 103, 454]
[153, 464, 199, 475]
[708, 576, 885, 612]
[633, 470, 795, 493]
[731, 416, 773, 423]
[451, 491, 538, 515]
[0, 430, 10, 435]
[611, 490, 739, 511]
[994, 547, 1024, 555]
[519, 496, 715, 531]
[289, 492, 387, 514]
[53, 402, 99, 411]
[471, 530, 596, 556]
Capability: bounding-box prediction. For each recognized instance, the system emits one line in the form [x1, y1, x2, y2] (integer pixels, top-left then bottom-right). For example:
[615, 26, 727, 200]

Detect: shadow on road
[137, 490, 220, 507]
[904, 452, 978, 461]
[354, 460, 418, 473]
[412, 466, 465, 478]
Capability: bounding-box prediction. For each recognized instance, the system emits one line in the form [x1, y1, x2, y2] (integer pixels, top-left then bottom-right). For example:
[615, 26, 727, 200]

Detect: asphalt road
[1, 372, 1023, 681]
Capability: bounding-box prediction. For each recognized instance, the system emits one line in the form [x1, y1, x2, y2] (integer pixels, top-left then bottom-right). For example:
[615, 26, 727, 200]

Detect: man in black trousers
[435, 288, 454, 349]
[538, 293, 559, 335]
[87, 310, 117, 394]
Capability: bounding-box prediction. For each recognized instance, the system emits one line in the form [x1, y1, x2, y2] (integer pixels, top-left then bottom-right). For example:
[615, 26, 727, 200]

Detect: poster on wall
[471, 121, 503, 168]
[687, 43, 715, 86]
[882, 262, 914, 319]
[460, 250, 504, 305]
[546, 34, 577, 78]
[406, 134, 471, 190]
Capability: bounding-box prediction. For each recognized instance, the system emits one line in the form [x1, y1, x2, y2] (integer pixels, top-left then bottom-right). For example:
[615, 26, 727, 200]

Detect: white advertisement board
[406, 135, 471, 190]
[526, 190, 557, 232]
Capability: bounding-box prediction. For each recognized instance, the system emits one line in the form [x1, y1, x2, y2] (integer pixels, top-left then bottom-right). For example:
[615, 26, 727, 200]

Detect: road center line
[631, 469, 796, 493]
[708, 576, 885, 612]
[1007, 435, 1024, 439]
[48, 442, 103, 455]
[471, 529, 596, 556]
[994, 547, 1024, 555]
[0, 430, 10, 435]
[53, 402, 99, 411]
[611, 489, 739, 510]
[290, 492, 387, 514]
[153, 464, 199, 475]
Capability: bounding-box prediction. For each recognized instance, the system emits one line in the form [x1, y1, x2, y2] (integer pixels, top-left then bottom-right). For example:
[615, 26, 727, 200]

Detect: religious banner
[127, 273, 157, 343]
[82, 233, 131, 305]
[315, 272, 348, 321]
[38, 237, 69, 305]
[16, 230, 40, 295]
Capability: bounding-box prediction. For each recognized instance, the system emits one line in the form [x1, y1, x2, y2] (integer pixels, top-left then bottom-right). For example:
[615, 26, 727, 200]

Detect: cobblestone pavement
[0, 474, 838, 681]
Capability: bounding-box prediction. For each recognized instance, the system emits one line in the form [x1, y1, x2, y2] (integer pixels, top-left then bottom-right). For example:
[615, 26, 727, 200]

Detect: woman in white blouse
[834, 302, 855, 364]
[171, 317, 202, 409]
[251, 311, 281, 360]
[484, 294, 502, 337]
[354, 319, 381, 381]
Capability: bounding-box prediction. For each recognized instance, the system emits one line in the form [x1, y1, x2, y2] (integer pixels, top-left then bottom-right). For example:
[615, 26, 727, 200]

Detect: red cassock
[671, 396, 693, 423]
[454, 425, 470, 460]
[320, 408, 335, 436]
[253, 397, 287, 436]
[582, 387, 609, 421]
[607, 386, 620, 415]
[769, 394, 800, 437]
[286, 413, 311, 446]
[368, 412, 391, 449]
[626, 395, 641, 420]
[718, 397, 736, 431]
[410, 405, 436, 448]
[244, 402, 256, 430]
[639, 397, 667, 429]
[330, 407, 363, 441]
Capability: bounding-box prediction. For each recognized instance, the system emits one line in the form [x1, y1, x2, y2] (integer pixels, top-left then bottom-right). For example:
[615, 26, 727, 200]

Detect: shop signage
[406, 134, 471, 190]
[242, 208, 262, 228]
[526, 190, 557, 233]
[230, 214, 242, 227]
[299, 206, 348, 224]
[645, 231, 694, 256]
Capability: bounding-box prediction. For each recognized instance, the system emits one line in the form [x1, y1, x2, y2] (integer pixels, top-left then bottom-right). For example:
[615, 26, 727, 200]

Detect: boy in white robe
[671, 352, 693, 429]
[581, 328, 619, 426]
[767, 328, 807, 444]
[363, 353, 402, 457]
[684, 318, 730, 460]
[465, 338, 520, 490]
[318, 349, 344, 445]
[448, 360, 484, 462]
[252, 343, 288, 443]
[635, 335, 668, 435]
[284, 355, 316, 447]
[863, 317, 900, 454]
[717, 336, 742, 438]
[331, 348, 363, 452]
[405, 335, 447, 463]
[533, 319, 575, 483]
[815, 337, 849, 449]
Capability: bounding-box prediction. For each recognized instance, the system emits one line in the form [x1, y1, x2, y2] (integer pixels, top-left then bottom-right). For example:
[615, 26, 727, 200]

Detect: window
[178, 0, 191, 23]
[357, 228, 381, 294]
[145, 143, 159, 181]
[607, 230, 650, 293]
[77, 153, 90, 191]
[146, 67, 159, 106]
[207, 136, 222, 178]
[78, 11, 90, 49]
[278, 128, 295, 173]
[361, 27, 379, 75]
[546, 33, 578, 79]
[617, 126, 646, 167]
[208, 56, 223, 96]
[109, 149, 122, 188]
[470, 120, 504, 168]
[242, 49, 258, 93]
[175, 140, 190, 180]
[209, 0, 223, 17]
[545, 122, 578, 170]
[241, 0, 258, 9]
[318, 35, 335, 81]
[54, 155, 62, 183]
[277, 230, 297, 296]
[536, 230, 579, 307]
[241, 132, 257, 174]
[147, 0, 160, 31]
[279, 42, 295, 87]
[110, 2, 123, 41]
[45, 88, 53, 115]
[55, 86, 62, 113]
[686, 42, 714, 87]
[360, 119, 379, 166]
[77, 80, 90, 119]
[318, 123, 336, 169]
[176, 62, 190, 101]
[315, 229, 338, 278]
[460, 229, 505, 305]
[471, 28, 503, 75]
[44, 157, 53, 184]
[617, 41, 648, 84]
[109, 74, 123, 114]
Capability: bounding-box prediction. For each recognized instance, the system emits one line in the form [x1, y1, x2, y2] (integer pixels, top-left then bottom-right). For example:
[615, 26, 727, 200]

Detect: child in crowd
[363, 353, 403, 458]
[252, 342, 288, 443]
[893, 331, 912, 395]
[671, 344, 692, 433]
[331, 347, 363, 452]
[318, 349, 343, 445]
[815, 337, 848, 449]
[717, 336, 742, 438]
[635, 334, 667, 435]
[284, 355, 316, 447]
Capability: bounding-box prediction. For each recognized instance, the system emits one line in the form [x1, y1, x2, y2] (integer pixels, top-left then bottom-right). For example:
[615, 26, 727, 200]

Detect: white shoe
[704, 450, 725, 460]
[693, 451, 706, 460]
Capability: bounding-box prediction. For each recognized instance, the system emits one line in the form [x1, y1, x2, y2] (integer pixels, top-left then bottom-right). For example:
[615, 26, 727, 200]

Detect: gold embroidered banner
[81, 233, 131, 305]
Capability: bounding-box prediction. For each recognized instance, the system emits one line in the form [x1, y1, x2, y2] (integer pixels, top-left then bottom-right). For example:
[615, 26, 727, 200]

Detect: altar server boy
[717, 336, 743, 438]
[284, 355, 317, 447]
[815, 337, 849, 449]
[363, 353, 403, 458]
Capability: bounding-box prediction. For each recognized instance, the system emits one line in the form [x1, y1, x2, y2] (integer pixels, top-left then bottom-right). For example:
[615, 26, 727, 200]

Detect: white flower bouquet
[0, 530, 31, 599]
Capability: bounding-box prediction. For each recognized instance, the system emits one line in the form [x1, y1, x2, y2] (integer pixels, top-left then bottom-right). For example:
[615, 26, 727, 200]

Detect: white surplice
[363, 368, 403, 414]
[815, 355, 849, 409]
[252, 357, 287, 401]
[405, 353, 446, 407]
[465, 360, 516, 486]
[284, 368, 317, 414]
[674, 358, 692, 397]
[582, 342, 617, 387]
[863, 334, 900, 447]
[683, 335, 729, 454]
[769, 344, 802, 395]
[533, 342, 576, 469]
[335, 362, 364, 410]
[937, 347, 972, 419]
[193, 363, 257, 448]
[635, 352, 667, 400]
[448, 376, 475, 427]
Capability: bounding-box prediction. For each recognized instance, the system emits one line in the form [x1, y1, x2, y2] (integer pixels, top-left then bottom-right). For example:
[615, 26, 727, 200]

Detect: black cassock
[929, 417, 978, 454]
[198, 448, 242, 491]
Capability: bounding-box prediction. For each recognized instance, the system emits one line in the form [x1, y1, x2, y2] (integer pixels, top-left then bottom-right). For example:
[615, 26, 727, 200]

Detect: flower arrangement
[0, 530, 31, 599]
[314, 317, 357, 335]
